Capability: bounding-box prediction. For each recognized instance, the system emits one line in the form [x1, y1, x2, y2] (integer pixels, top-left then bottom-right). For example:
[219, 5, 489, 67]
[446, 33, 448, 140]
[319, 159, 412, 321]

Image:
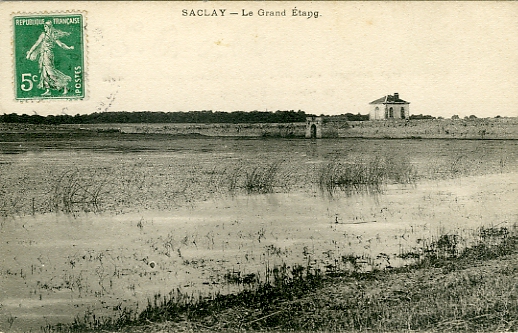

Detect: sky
[1, 1, 517, 118]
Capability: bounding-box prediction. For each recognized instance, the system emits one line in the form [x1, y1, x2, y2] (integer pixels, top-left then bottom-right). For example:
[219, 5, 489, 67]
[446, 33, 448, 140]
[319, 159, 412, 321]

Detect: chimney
[394, 93, 399, 100]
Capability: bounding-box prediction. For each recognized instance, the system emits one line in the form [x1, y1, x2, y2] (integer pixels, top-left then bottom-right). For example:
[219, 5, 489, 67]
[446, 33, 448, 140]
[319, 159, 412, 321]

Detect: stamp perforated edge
[10, 10, 88, 103]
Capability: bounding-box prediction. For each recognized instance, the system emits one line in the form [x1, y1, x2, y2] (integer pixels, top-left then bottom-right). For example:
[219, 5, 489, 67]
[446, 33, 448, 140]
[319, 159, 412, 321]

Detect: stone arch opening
[310, 124, 317, 138]
[305, 116, 322, 138]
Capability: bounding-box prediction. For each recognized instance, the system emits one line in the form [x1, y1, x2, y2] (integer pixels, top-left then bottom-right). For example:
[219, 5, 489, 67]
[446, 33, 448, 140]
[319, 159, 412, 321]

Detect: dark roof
[369, 94, 409, 104]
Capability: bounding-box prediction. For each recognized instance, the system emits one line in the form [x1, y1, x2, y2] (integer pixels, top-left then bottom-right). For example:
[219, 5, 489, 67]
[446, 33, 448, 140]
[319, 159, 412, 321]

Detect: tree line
[0, 110, 385, 125]
[0, 110, 315, 124]
[325, 113, 369, 121]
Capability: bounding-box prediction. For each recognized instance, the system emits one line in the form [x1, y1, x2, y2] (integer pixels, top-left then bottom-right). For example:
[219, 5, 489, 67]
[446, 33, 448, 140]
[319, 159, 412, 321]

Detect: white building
[369, 93, 410, 120]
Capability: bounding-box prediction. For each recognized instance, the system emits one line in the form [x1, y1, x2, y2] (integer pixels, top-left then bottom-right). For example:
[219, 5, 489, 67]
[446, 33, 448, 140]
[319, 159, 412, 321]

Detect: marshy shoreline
[72, 224, 518, 333]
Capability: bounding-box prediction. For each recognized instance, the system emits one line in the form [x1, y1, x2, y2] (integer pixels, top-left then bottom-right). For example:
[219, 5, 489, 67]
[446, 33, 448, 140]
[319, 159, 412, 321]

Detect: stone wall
[3, 118, 516, 140]
[69, 118, 518, 139]
[340, 118, 518, 139]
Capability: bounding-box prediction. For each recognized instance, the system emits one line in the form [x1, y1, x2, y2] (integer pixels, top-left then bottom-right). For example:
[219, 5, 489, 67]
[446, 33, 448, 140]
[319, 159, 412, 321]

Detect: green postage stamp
[13, 14, 85, 100]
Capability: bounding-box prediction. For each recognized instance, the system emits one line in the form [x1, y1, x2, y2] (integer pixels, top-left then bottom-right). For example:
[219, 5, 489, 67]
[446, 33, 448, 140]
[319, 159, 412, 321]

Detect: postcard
[1, 2, 517, 332]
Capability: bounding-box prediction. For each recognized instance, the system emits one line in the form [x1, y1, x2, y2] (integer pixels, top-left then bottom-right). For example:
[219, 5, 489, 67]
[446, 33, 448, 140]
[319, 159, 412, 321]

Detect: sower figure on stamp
[26, 21, 74, 96]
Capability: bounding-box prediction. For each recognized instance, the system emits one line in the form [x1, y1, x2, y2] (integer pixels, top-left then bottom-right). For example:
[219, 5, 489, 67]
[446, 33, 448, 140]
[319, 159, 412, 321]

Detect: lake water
[1, 138, 517, 331]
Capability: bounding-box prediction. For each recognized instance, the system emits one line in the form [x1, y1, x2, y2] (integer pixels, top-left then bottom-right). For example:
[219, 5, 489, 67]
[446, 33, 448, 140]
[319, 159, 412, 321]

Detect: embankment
[340, 117, 518, 139]
[1, 117, 517, 139]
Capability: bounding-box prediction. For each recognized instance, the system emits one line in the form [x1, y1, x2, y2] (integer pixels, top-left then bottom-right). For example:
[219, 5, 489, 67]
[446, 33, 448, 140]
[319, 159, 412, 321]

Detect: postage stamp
[13, 14, 85, 100]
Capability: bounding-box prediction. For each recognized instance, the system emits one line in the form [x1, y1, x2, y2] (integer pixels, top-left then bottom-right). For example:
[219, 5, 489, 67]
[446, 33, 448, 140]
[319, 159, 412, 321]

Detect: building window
[401, 107, 405, 119]
[389, 107, 394, 118]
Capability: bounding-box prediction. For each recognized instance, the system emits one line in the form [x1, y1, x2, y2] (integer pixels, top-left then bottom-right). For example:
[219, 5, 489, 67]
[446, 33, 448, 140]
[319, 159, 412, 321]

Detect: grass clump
[136, 263, 323, 329]
[243, 160, 283, 194]
[399, 225, 517, 269]
[207, 160, 289, 195]
[318, 154, 416, 195]
[48, 168, 112, 214]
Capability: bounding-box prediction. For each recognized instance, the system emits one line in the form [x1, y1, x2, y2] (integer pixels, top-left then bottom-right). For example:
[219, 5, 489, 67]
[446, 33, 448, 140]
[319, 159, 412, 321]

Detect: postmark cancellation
[13, 13, 85, 100]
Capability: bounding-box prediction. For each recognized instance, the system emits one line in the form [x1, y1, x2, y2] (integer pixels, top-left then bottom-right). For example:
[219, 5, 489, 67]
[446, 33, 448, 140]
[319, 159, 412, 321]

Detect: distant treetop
[325, 113, 369, 121]
[409, 114, 436, 120]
